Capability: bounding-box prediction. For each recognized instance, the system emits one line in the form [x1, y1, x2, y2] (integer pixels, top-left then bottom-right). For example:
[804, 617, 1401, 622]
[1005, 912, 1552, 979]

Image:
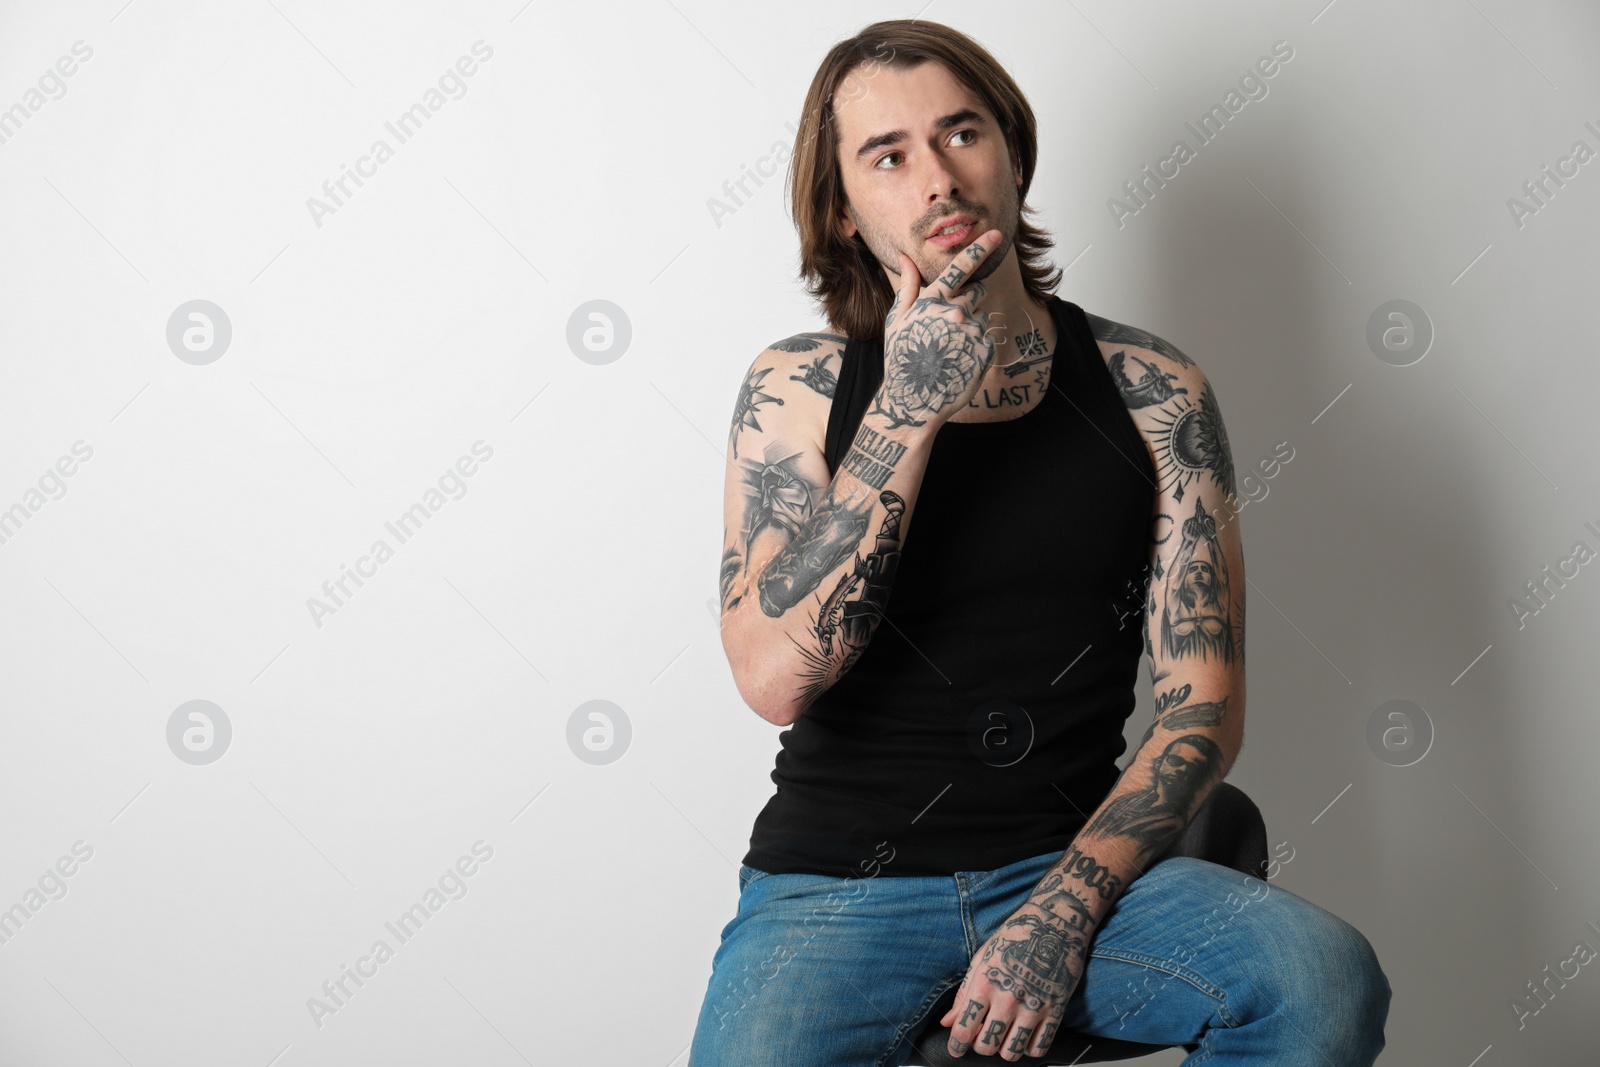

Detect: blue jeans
[689, 852, 1390, 1066]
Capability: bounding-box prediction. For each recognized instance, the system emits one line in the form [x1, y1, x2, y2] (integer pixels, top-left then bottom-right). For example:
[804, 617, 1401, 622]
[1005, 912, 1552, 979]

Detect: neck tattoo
[1002, 326, 1053, 378]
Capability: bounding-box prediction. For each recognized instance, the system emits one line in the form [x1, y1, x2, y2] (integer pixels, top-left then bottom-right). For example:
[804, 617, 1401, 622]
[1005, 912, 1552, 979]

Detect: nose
[920, 150, 959, 204]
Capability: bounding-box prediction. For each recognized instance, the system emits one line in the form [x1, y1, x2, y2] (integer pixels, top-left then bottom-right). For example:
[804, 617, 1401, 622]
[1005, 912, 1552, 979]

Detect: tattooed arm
[1071, 338, 1249, 873]
[938, 329, 1246, 1061]
[721, 232, 1006, 728]
[718, 338, 941, 727]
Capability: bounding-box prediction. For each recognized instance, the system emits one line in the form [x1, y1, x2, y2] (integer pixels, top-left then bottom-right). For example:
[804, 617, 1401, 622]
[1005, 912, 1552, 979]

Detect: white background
[1, 0, 1597, 1064]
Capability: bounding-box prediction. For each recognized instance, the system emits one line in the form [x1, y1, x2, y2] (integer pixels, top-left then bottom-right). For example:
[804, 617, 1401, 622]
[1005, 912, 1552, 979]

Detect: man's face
[1155, 741, 1206, 793]
[832, 60, 1021, 288]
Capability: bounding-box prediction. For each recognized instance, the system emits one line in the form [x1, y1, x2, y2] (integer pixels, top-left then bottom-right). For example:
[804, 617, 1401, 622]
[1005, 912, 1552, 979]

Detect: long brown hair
[787, 19, 1061, 341]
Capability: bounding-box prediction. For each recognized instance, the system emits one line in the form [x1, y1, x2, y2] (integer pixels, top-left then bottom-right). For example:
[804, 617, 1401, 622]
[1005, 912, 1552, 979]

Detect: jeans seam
[875, 975, 961, 1067]
[1185, 1033, 1218, 1066]
[956, 874, 983, 957]
[1089, 947, 1242, 1028]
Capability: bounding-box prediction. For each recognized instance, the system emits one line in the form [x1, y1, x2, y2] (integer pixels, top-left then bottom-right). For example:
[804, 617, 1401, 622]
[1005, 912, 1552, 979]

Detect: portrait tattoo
[1083, 728, 1226, 855]
[1159, 496, 1238, 665]
[1130, 691, 1229, 765]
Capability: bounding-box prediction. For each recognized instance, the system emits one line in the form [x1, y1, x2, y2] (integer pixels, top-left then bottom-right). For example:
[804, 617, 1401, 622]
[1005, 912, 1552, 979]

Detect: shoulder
[1080, 309, 1216, 413]
[1082, 309, 1240, 503]
[759, 329, 849, 394]
[729, 328, 849, 457]
[1082, 309, 1199, 373]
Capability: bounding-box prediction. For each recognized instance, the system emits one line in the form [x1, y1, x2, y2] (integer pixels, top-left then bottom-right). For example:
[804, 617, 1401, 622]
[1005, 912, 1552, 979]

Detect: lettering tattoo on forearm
[1155, 683, 1192, 714]
[1130, 688, 1227, 760]
[1044, 847, 1125, 903]
[839, 425, 907, 489]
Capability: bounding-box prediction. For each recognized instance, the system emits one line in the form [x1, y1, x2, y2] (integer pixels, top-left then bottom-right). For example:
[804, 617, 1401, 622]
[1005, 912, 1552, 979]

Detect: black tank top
[741, 295, 1158, 878]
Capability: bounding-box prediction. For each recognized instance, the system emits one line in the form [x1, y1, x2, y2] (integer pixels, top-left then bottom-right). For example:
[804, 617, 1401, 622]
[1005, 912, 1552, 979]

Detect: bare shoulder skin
[733, 328, 849, 457]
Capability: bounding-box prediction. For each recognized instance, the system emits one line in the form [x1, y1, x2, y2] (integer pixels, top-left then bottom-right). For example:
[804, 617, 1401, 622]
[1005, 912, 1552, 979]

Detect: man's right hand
[872, 228, 1004, 430]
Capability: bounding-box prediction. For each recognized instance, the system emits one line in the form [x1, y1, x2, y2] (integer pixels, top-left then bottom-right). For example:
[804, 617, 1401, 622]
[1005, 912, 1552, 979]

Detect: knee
[1276, 915, 1391, 1057]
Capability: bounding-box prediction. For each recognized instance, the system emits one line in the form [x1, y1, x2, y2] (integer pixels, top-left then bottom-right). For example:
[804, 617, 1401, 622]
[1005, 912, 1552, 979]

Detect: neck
[975, 257, 1057, 379]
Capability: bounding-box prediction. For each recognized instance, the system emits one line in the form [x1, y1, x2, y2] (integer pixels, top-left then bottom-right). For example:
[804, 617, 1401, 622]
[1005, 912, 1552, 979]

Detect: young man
[694, 19, 1390, 1067]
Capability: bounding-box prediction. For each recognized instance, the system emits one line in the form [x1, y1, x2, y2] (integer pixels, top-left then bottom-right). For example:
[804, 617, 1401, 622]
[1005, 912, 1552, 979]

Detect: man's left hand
[936, 898, 1090, 1060]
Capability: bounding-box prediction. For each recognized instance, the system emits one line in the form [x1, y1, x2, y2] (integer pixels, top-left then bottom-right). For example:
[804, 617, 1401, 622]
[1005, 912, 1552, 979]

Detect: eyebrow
[853, 109, 986, 164]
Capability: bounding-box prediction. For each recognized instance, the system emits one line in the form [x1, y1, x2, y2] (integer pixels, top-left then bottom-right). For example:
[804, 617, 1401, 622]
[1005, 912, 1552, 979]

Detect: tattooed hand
[869, 229, 1003, 430]
[937, 876, 1095, 1060]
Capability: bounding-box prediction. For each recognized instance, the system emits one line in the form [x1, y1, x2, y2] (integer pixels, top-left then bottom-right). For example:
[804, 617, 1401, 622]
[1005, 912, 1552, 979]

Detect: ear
[838, 200, 859, 240]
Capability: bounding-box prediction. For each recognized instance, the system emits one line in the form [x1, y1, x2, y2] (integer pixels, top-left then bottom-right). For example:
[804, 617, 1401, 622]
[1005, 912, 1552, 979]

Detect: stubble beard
[858, 179, 1023, 290]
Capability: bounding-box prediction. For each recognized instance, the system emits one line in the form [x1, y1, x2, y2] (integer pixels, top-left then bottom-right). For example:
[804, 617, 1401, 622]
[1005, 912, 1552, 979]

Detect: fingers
[948, 278, 987, 316]
[928, 228, 1002, 300]
[944, 994, 1053, 1062]
[1026, 1017, 1062, 1058]
[907, 278, 987, 330]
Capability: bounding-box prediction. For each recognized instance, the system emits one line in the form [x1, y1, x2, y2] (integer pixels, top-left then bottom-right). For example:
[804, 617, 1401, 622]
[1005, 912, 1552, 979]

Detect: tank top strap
[824, 334, 883, 474]
[1057, 297, 1155, 476]
[822, 297, 1145, 476]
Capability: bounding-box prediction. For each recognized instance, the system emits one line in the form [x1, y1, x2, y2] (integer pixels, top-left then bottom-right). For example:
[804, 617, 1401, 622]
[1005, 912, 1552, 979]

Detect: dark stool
[900, 782, 1269, 1065]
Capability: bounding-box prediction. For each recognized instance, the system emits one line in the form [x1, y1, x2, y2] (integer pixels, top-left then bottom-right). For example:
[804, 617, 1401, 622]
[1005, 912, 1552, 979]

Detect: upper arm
[718, 333, 844, 621]
[1092, 319, 1247, 695]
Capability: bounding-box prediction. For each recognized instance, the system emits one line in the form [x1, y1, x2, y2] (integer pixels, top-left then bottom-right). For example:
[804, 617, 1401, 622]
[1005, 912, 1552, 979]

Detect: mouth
[926, 215, 978, 249]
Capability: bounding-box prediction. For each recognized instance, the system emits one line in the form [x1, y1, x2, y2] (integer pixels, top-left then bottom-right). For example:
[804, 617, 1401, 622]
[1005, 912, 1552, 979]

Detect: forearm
[1026, 667, 1246, 926]
[721, 408, 937, 725]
